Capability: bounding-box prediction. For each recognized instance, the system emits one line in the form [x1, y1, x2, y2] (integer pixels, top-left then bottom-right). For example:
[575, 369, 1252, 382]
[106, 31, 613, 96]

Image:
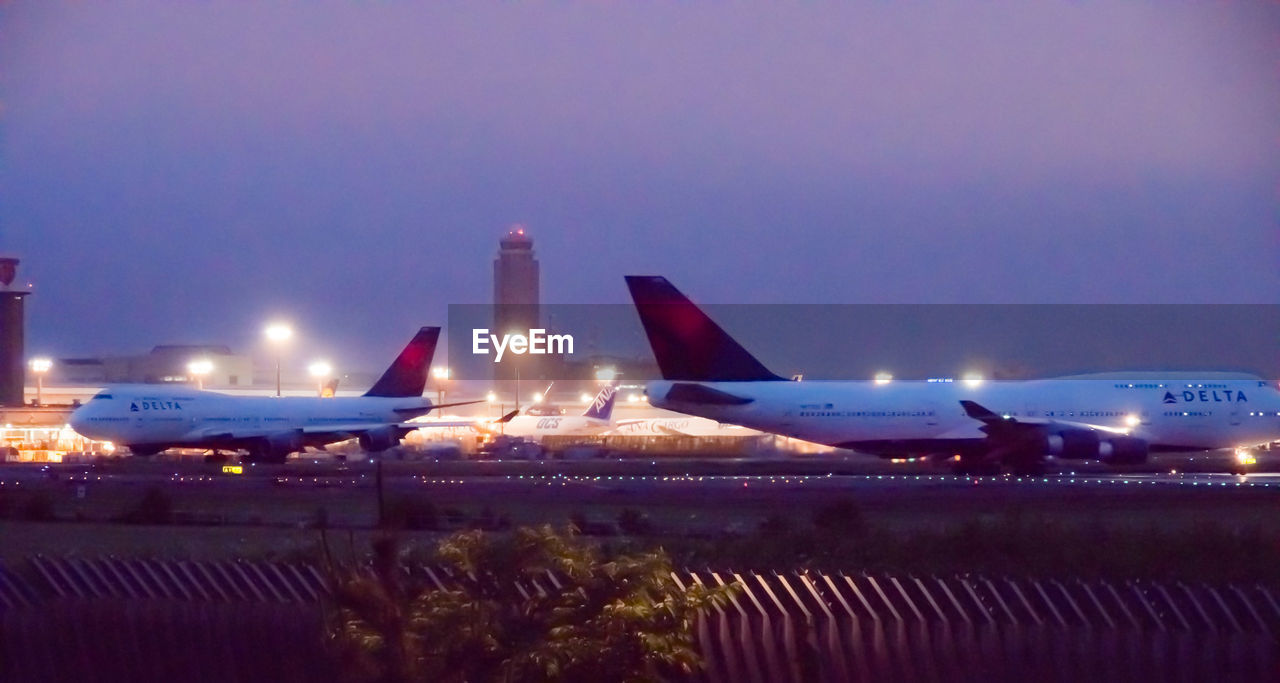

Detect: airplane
[69, 327, 479, 463]
[469, 380, 621, 442]
[607, 415, 762, 438]
[625, 276, 1280, 474]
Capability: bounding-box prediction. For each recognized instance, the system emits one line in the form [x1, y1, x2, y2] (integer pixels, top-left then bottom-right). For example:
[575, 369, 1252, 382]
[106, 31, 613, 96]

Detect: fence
[2, 557, 1277, 681]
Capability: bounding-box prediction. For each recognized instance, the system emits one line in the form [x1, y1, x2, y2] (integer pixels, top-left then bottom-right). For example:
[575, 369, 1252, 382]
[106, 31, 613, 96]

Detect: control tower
[493, 226, 540, 381]
[0, 257, 29, 406]
[493, 225, 539, 336]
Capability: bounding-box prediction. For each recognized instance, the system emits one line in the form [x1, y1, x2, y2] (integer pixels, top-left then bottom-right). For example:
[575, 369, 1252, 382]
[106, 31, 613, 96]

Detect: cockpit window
[92, 393, 114, 400]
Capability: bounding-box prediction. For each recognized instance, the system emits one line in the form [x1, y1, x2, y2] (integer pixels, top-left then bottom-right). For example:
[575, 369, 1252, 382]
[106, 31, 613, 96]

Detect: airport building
[0, 256, 30, 407]
[52, 344, 254, 388]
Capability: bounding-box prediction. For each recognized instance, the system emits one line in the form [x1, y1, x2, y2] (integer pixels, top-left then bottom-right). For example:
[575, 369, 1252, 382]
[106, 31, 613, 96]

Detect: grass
[4, 459, 1280, 582]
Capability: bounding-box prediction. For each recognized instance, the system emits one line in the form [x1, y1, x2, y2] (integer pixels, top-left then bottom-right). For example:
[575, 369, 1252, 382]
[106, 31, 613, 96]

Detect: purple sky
[2, 2, 1277, 370]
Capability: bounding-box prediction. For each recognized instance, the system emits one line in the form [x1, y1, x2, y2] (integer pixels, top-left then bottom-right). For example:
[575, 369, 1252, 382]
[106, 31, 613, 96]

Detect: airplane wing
[409, 420, 487, 429]
[959, 400, 1130, 435]
[393, 399, 484, 415]
[654, 424, 691, 436]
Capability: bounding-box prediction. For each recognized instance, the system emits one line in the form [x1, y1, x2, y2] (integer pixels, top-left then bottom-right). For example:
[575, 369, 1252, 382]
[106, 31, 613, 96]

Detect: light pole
[29, 358, 52, 406]
[309, 360, 332, 397]
[431, 366, 450, 406]
[187, 358, 213, 390]
[264, 323, 293, 397]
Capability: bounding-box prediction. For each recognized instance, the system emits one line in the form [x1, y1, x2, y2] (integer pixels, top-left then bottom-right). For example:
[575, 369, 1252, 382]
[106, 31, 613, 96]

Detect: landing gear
[948, 452, 1047, 476]
[1231, 448, 1257, 475]
[244, 440, 289, 464]
[1007, 460, 1047, 477]
[951, 458, 1001, 476]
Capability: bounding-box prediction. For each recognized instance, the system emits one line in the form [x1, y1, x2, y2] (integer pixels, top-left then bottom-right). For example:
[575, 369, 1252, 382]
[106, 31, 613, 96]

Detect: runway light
[1235, 448, 1257, 466]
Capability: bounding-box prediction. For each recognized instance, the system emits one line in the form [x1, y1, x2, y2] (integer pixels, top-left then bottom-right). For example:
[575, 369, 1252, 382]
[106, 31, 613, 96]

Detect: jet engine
[1044, 430, 1148, 464]
[358, 426, 401, 453]
[1098, 436, 1149, 465]
[265, 431, 304, 454]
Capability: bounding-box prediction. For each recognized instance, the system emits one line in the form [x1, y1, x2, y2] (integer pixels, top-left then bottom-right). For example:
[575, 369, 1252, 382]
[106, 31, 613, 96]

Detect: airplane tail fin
[582, 381, 620, 421]
[625, 276, 783, 381]
[364, 327, 440, 398]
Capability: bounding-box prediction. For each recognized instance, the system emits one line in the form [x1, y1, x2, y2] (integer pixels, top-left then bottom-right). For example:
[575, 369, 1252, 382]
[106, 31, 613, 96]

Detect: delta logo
[1161, 389, 1247, 405]
[130, 401, 184, 412]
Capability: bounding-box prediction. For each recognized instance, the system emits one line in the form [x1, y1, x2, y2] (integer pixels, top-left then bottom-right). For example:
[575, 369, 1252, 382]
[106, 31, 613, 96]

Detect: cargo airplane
[453, 381, 621, 442]
[626, 276, 1280, 474]
[69, 327, 477, 462]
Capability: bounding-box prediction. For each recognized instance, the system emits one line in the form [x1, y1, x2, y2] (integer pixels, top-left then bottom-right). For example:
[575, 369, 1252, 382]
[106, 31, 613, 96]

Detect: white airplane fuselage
[647, 375, 1280, 455]
[70, 385, 432, 449]
[484, 414, 613, 442]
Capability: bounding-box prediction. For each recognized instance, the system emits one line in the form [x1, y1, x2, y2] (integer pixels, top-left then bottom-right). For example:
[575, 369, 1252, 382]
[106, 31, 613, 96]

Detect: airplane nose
[68, 408, 90, 436]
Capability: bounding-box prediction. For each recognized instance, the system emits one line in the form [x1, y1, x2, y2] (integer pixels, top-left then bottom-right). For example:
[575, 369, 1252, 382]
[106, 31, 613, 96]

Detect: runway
[5, 464, 1279, 492]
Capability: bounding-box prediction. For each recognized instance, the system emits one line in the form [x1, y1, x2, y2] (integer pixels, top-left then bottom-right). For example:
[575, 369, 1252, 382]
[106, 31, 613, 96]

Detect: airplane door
[130, 403, 145, 433]
[925, 402, 940, 426]
[1229, 405, 1242, 426]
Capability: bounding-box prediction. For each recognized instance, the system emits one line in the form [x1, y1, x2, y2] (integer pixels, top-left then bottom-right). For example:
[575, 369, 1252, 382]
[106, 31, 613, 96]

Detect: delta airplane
[626, 276, 1280, 474]
[69, 327, 477, 462]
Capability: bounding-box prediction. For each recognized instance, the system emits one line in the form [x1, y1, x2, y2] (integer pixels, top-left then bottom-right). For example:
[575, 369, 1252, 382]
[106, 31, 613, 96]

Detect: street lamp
[187, 358, 213, 390]
[29, 357, 52, 406]
[595, 366, 618, 383]
[264, 322, 293, 397]
[431, 366, 450, 405]
[308, 360, 332, 397]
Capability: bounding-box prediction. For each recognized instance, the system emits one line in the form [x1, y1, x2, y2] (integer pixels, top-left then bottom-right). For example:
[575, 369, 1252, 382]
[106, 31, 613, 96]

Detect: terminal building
[0, 256, 30, 408]
[53, 344, 254, 388]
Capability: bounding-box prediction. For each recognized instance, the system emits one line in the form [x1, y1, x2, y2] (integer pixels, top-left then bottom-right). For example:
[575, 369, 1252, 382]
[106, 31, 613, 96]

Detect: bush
[325, 527, 733, 683]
